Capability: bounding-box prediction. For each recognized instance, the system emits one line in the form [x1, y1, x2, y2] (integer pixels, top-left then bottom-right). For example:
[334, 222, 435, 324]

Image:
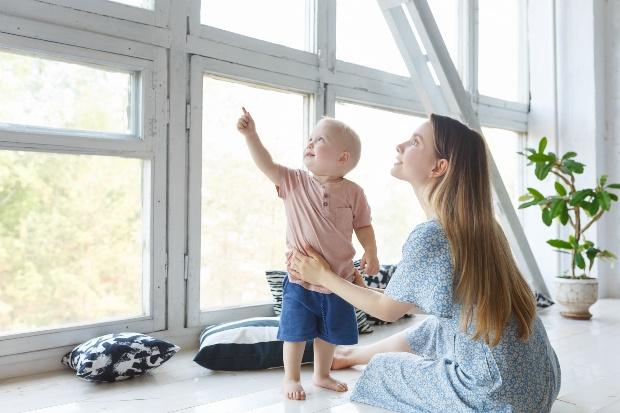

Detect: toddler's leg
[313, 338, 348, 392]
[282, 341, 307, 400]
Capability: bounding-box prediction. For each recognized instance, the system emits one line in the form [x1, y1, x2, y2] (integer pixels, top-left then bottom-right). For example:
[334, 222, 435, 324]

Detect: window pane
[0, 50, 132, 134]
[337, 0, 460, 76]
[0, 151, 144, 335]
[335, 102, 427, 264]
[201, 0, 308, 50]
[108, 0, 154, 9]
[482, 127, 523, 209]
[478, 0, 523, 101]
[0, 50, 133, 135]
[201, 77, 305, 309]
[427, 0, 460, 70]
[337, 0, 408, 75]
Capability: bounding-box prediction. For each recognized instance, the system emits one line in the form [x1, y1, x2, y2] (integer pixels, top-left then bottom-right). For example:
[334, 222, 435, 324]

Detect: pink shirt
[276, 165, 372, 294]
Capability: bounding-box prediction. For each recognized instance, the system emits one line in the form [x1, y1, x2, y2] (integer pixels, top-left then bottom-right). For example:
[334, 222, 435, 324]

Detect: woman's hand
[289, 246, 332, 286]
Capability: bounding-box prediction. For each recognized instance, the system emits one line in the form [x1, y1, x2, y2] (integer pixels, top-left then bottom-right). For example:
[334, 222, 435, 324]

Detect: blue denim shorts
[277, 276, 358, 345]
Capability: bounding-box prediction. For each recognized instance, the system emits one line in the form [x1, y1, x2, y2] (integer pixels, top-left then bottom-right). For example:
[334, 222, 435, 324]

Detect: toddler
[237, 107, 379, 400]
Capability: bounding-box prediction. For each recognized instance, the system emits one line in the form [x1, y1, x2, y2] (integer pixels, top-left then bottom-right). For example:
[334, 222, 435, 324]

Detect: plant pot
[555, 277, 598, 320]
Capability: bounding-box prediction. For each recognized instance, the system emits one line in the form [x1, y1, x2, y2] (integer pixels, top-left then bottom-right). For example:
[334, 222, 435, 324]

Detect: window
[200, 0, 310, 50]
[477, 0, 524, 101]
[482, 127, 523, 209]
[0, 50, 135, 136]
[200, 76, 306, 309]
[427, 0, 460, 71]
[109, 0, 154, 8]
[0, 38, 165, 357]
[337, 0, 459, 76]
[337, 0, 408, 75]
[0, 151, 145, 335]
[335, 101, 426, 264]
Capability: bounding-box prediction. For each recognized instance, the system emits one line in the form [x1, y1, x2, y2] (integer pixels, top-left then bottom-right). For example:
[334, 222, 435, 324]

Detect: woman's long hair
[428, 113, 535, 347]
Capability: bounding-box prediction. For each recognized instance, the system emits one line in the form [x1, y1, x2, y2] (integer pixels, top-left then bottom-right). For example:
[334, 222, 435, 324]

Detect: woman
[289, 114, 561, 412]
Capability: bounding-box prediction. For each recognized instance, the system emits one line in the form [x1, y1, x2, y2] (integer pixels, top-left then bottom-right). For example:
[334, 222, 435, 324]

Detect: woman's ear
[431, 158, 449, 177]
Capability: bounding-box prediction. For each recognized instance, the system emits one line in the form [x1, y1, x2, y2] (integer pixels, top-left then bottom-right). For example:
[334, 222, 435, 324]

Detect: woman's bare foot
[331, 346, 356, 370]
[283, 378, 306, 400]
[313, 374, 348, 392]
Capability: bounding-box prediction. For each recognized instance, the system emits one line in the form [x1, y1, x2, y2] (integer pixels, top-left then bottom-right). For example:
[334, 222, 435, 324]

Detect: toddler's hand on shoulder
[237, 107, 257, 137]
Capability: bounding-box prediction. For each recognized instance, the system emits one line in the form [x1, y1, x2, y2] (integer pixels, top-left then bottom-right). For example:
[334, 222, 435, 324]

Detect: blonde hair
[428, 114, 536, 347]
[320, 117, 362, 170]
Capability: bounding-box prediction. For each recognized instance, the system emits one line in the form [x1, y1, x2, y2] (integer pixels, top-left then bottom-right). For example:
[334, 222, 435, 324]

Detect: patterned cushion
[61, 333, 180, 382]
[535, 292, 554, 308]
[266, 270, 374, 334]
[194, 317, 313, 370]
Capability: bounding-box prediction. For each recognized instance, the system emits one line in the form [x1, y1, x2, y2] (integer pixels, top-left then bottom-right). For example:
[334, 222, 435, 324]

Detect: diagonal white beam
[378, 0, 550, 297]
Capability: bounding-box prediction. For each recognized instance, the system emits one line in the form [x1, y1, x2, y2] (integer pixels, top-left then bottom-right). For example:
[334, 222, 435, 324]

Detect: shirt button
[324, 193, 328, 198]
[323, 202, 328, 206]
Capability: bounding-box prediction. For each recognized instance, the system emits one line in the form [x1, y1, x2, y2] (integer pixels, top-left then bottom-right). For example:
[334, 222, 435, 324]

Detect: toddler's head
[303, 117, 361, 177]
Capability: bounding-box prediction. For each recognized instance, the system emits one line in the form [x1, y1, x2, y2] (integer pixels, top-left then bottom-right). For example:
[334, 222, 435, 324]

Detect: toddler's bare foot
[331, 347, 355, 370]
[313, 374, 348, 392]
[283, 378, 306, 400]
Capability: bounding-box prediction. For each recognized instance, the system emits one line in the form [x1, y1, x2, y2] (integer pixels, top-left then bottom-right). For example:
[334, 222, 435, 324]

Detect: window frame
[10, 0, 170, 27]
[184, 0, 529, 326]
[0, 0, 532, 365]
[185, 55, 319, 327]
[0, 29, 168, 357]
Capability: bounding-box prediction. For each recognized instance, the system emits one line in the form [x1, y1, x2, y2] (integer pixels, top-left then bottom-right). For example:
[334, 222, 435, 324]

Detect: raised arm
[236, 107, 280, 185]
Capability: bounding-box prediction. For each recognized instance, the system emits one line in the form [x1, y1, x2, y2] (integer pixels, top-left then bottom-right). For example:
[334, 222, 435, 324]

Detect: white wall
[528, 0, 620, 298]
[602, 0, 620, 297]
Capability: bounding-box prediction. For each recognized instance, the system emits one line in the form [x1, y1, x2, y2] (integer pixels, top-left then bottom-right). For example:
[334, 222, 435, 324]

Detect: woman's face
[391, 120, 440, 188]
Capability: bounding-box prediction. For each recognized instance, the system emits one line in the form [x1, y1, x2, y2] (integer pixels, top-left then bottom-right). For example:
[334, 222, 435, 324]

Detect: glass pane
[482, 127, 523, 209]
[337, 0, 408, 75]
[201, 0, 308, 50]
[108, 0, 154, 9]
[427, 0, 460, 70]
[335, 102, 427, 265]
[337, 0, 460, 76]
[478, 0, 523, 101]
[201, 77, 305, 309]
[0, 151, 144, 335]
[0, 50, 133, 135]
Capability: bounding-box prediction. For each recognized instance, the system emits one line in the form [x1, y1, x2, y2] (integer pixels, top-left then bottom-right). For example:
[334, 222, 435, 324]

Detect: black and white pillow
[194, 317, 313, 371]
[61, 333, 180, 382]
[357, 260, 398, 289]
[266, 271, 374, 334]
[535, 292, 555, 309]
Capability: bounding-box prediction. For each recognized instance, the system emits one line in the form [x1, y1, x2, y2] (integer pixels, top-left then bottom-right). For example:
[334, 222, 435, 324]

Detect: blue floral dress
[350, 219, 561, 412]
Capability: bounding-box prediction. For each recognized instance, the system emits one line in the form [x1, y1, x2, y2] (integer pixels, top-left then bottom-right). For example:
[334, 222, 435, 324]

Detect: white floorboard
[1, 299, 619, 412]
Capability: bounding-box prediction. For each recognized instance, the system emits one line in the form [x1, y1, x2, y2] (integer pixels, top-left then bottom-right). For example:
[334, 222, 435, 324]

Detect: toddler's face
[303, 120, 348, 176]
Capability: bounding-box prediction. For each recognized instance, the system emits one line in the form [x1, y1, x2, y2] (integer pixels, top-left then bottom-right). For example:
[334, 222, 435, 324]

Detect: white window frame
[0, 0, 172, 49]
[3, 0, 170, 27]
[186, 55, 319, 327]
[0, 27, 168, 357]
[181, 0, 530, 327]
[0, 0, 532, 361]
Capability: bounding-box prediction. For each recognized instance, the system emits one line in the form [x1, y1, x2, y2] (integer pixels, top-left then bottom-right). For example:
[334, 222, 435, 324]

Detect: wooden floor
[1, 299, 619, 412]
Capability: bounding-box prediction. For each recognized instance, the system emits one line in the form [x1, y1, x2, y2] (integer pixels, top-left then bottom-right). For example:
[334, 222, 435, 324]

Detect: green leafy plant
[518, 137, 619, 279]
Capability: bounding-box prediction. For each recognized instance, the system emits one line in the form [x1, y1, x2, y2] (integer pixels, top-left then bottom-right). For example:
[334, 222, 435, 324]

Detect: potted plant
[518, 137, 619, 319]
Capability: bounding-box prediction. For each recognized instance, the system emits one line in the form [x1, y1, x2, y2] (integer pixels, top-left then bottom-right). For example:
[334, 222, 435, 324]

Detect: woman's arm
[290, 247, 414, 322]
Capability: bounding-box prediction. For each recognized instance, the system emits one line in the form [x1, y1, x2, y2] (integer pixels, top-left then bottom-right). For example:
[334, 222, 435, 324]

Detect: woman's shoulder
[407, 218, 447, 244]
